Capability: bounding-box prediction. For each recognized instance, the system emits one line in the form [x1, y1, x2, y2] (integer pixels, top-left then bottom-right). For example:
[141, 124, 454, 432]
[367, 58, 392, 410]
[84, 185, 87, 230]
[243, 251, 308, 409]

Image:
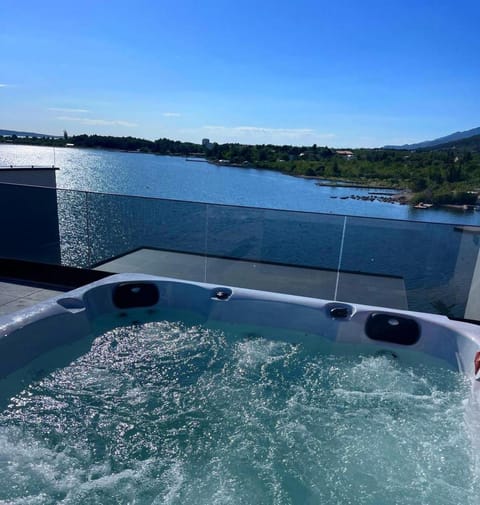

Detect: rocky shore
[330, 190, 413, 205]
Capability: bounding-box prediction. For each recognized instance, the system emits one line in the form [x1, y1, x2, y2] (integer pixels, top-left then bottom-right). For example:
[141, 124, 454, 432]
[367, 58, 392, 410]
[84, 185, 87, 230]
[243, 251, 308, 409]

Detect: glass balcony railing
[2, 182, 480, 321]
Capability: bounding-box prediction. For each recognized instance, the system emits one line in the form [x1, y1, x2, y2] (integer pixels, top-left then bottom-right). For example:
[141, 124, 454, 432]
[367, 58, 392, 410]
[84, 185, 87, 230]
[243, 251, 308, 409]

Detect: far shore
[2, 142, 478, 213]
[329, 189, 413, 206]
[294, 173, 403, 190]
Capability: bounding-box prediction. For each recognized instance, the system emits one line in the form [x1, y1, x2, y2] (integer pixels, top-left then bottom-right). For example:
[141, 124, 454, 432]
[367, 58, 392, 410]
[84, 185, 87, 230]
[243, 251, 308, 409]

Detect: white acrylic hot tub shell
[1, 274, 479, 399]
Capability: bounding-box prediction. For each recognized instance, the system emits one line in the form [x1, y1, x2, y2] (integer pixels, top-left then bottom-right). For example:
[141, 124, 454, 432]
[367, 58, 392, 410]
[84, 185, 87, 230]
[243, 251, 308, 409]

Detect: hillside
[384, 126, 480, 150]
[0, 128, 60, 138]
[426, 134, 480, 152]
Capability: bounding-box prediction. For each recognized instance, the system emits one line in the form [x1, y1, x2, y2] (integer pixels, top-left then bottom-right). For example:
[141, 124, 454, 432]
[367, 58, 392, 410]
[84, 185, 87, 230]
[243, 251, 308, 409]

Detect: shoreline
[2, 143, 478, 214]
[297, 174, 401, 190]
[314, 180, 401, 190]
[329, 190, 412, 206]
[331, 191, 478, 212]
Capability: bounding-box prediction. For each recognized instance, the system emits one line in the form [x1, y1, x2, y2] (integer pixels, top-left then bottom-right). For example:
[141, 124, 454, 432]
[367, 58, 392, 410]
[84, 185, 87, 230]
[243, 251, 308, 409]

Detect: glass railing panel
[57, 189, 90, 268]
[205, 204, 345, 299]
[0, 183, 62, 265]
[259, 209, 344, 269]
[451, 226, 480, 321]
[3, 180, 480, 322]
[336, 216, 480, 317]
[205, 205, 266, 261]
[85, 193, 208, 279]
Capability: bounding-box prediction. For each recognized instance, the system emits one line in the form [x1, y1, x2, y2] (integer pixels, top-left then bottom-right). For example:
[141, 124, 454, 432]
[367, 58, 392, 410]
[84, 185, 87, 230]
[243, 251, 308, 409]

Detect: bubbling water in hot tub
[0, 317, 477, 505]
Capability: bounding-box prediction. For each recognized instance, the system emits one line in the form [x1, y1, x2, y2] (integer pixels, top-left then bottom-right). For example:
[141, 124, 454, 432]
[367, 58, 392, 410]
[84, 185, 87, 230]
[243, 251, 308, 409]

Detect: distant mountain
[0, 128, 60, 138]
[384, 126, 480, 150]
[426, 133, 480, 152]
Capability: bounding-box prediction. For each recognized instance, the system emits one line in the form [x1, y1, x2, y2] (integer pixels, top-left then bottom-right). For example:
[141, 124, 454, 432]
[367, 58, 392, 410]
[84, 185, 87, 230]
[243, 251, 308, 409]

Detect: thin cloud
[202, 125, 335, 143]
[57, 116, 137, 127]
[162, 112, 181, 117]
[49, 107, 89, 113]
[0, 83, 11, 88]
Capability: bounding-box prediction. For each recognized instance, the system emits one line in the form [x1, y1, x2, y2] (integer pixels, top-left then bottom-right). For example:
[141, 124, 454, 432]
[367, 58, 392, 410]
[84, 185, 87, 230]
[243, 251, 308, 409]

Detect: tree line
[0, 133, 203, 155]
[2, 133, 480, 205]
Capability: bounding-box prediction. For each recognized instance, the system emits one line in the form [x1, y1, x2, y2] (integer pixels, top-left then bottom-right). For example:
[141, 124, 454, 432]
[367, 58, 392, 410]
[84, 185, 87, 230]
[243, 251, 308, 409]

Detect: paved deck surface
[95, 248, 408, 309]
[0, 281, 63, 316]
[0, 247, 409, 316]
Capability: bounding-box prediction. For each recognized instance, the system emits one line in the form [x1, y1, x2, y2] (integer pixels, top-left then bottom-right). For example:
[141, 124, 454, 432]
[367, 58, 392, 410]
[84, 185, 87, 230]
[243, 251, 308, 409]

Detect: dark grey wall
[0, 183, 61, 264]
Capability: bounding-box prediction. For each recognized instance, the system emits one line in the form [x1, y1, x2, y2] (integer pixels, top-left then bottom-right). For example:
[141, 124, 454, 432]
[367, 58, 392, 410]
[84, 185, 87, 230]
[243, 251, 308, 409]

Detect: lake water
[1, 144, 479, 225]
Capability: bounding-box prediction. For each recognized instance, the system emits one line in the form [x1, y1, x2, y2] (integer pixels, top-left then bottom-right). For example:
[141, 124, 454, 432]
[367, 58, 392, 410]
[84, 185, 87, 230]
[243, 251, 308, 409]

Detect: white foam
[0, 322, 477, 504]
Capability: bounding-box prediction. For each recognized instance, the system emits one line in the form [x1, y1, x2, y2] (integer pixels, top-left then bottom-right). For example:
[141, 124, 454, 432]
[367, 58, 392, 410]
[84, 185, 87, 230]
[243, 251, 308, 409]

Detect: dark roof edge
[0, 258, 112, 291]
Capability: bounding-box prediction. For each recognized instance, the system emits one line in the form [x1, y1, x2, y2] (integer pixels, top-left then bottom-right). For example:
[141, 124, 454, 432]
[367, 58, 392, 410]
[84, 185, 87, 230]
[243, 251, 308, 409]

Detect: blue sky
[1, 0, 479, 147]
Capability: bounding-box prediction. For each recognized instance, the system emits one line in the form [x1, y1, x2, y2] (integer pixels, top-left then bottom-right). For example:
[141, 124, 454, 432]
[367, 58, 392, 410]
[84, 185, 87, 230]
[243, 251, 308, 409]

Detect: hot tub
[1, 274, 479, 504]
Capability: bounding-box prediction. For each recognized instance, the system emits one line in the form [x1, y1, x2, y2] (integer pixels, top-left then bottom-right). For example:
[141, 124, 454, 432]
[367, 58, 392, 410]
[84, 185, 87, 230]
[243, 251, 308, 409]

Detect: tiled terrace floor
[95, 248, 408, 309]
[0, 281, 63, 316]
